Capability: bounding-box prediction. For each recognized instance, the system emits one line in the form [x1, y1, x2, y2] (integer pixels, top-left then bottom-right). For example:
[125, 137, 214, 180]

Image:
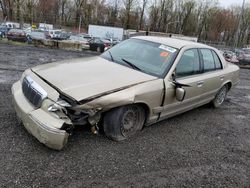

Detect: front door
[160, 48, 205, 119]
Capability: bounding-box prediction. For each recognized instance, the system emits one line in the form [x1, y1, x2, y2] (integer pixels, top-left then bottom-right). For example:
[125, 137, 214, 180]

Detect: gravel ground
[0, 43, 250, 188]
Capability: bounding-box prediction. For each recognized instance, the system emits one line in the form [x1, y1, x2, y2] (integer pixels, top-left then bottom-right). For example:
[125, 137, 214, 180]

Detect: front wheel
[212, 85, 228, 108]
[103, 104, 146, 141]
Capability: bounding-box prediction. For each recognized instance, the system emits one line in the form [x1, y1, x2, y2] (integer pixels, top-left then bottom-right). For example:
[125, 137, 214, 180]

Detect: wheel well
[99, 103, 150, 133]
[226, 82, 232, 91]
[100, 103, 150, 124]
[135, 103, 150, 123]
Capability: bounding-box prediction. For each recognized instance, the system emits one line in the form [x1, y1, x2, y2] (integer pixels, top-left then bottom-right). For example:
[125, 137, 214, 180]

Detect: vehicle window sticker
[160, 51, 169, 57]
[159, 45, 176, 53]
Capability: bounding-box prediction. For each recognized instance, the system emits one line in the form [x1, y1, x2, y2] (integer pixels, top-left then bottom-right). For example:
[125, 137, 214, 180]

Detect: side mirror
[176, 87, 186, 101]
[172, 70, 189, 101]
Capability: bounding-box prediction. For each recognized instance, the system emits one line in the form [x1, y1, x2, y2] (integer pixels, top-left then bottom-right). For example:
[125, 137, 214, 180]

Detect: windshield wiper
[108, 51, 114, 62]
[121, 58, 142, 71]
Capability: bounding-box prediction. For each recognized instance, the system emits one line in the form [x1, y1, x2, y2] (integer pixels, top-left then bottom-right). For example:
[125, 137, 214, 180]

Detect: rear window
[212, 51, 222, 69]
[200, 49, 223, 72]
[200, 49, 216, 72]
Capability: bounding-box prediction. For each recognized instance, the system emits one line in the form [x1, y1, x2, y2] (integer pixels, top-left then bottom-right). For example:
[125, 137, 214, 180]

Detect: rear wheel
[103, 104, 145, 141]
[212, 85, 228, 108]
[97, 46, 101, 53]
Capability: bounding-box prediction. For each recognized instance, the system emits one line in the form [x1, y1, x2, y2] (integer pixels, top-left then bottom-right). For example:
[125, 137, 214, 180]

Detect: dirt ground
[0, 43, 250, 187]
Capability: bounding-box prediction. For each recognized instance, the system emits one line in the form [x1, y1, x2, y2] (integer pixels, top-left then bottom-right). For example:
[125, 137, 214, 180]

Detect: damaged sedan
[12, 36, 240, 150]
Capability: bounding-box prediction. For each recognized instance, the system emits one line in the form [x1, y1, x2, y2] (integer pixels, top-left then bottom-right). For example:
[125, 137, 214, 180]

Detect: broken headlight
[48, 99, 71, 112]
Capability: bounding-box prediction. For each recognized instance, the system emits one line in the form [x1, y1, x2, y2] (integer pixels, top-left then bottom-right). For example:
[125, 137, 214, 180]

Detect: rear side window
[212, 51, 222, 69]
[176, 49, 200, 77]
[200, 49, 215, 72]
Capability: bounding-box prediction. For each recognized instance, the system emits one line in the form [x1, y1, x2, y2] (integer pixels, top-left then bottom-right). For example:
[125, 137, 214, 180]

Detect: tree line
[0, 0, 250, 47]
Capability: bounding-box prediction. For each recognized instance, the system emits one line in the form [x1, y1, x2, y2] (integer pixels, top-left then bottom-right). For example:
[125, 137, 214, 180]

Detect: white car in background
[68, 35, 90, 49]
[45, 30, 62, 39]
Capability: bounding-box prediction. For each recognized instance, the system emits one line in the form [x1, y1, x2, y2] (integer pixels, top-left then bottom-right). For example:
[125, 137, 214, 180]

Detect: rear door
[198, 48, 224, 101]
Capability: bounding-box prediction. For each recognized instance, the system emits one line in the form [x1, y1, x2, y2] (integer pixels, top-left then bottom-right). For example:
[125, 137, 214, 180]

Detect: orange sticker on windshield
[160, 51, 169, 57]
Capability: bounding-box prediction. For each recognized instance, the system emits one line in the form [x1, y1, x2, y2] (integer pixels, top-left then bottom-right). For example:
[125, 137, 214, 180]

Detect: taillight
[104, 43, 109, 47]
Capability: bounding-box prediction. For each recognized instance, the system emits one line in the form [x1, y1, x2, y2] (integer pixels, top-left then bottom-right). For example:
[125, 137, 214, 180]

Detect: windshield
[100, 38, 178, 77]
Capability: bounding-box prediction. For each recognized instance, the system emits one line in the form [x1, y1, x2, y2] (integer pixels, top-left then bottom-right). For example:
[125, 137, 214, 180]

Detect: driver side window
[176, 49, 200, 78]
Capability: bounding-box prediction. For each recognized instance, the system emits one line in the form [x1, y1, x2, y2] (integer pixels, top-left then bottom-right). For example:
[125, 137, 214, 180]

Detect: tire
[212, 85, 228, 108]
[103, 104, 145, 141]
[97, 46, 101, 53]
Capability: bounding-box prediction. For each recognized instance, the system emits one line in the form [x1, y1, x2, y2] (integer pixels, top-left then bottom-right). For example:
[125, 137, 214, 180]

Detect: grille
[22, 76, 47, 108]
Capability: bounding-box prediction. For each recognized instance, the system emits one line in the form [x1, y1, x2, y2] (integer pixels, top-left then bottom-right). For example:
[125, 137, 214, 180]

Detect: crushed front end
[12, 73, 80, 150]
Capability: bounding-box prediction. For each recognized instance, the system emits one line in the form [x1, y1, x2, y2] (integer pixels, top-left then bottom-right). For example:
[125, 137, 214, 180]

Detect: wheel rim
[97, 47, 100, 52]
[216, 86, 227, 105]
[121, 106, 141, 137]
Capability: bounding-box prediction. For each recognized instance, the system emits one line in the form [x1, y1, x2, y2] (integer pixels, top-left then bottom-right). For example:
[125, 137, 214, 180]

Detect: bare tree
[0, 0, 14, 20]
[0, 0, 8, 18]
[74, 0, 85, 26]
[123, 0, 135, 29]
[139, 0, 147, 30]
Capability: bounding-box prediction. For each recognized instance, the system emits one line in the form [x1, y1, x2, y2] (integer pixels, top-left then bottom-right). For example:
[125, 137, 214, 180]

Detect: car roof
[133, 36, 210, 49]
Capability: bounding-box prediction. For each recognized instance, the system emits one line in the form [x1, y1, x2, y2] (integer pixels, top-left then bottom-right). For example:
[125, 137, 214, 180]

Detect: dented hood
[32, 57, 157, 101]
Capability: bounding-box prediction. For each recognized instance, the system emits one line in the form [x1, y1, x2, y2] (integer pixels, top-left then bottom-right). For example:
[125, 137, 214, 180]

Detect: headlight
[56, 99, 71, 107]
[48, 99, 71, 112]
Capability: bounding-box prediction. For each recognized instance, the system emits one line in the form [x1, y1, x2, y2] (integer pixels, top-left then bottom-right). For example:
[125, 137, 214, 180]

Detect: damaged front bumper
[12, 81, 69, 150]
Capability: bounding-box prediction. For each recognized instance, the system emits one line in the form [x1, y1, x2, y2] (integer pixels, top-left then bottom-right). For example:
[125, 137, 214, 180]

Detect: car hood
[32, 57, 157, 102]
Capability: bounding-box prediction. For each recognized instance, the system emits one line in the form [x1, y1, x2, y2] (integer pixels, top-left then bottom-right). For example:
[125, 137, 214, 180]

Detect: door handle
[197, 81, 204, 87]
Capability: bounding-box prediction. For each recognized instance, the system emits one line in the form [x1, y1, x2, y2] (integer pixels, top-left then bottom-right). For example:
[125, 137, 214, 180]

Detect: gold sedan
[12, 36, 240, 150]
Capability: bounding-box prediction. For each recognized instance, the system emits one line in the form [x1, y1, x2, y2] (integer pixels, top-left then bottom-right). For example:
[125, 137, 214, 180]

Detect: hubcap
[216, 86, 227, 105]
[121, 107, 139, 136]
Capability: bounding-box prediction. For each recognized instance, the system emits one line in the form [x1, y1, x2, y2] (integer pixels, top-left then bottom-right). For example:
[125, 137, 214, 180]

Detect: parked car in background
[104, 38, 120, 46]
[53, 31, 71, 40]
[7, 29, 27, 42]
[68, 35, 90, 49]
[77, 33, 92, 41]
[45, 30, 62, 39]
[28, 29, 46, 40]
[1, 22, 19, 29]
[38, 23, 53, 31]
[223, 51, 239, 63]
[240, 48, 250, 65]
[12, 37, 239, 150]
[89, 38, 111, 52]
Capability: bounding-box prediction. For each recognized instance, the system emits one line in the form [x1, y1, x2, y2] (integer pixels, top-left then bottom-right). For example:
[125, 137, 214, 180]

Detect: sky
[219, 0, 250, 8]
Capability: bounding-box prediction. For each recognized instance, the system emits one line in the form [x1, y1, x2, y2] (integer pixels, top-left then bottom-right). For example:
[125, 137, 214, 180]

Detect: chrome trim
[22, 76, 47, 107]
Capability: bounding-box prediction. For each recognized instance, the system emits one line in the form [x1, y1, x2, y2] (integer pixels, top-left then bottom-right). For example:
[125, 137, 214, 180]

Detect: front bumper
[12, 81, 69, 150]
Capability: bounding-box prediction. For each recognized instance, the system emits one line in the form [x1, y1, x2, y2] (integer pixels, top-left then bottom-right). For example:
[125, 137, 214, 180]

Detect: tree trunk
[139, 0, 147, 30]
[16, 0, 21, 22]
